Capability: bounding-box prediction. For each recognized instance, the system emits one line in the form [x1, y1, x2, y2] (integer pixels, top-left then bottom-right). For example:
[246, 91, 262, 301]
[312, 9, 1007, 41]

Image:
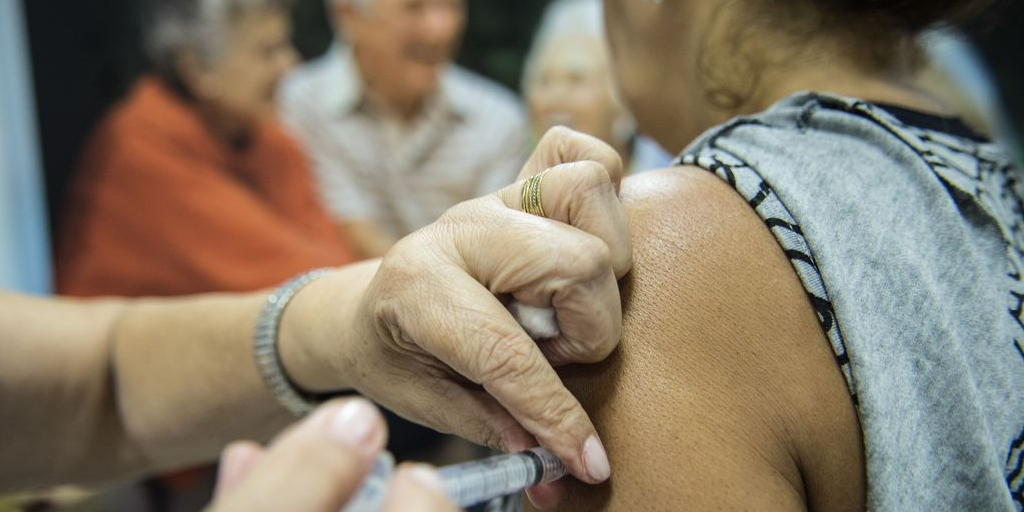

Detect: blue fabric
[0, 0, 51, 294]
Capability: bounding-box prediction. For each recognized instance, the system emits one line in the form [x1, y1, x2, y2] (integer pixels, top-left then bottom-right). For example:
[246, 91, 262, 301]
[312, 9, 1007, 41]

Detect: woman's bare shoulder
[550, 166, 865, 511]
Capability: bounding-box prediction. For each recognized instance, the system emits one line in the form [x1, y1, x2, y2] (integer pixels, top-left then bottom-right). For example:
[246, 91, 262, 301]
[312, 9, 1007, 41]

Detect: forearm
[0, 290, 282, 491]
[109, 292, 289, 474]
[110, 262, 379, 474]
[0, 262, 377, 492]
[0, 293, 131, 491]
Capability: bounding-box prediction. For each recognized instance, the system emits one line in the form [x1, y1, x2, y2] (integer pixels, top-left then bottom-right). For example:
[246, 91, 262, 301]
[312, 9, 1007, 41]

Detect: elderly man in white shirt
[280, 0, 527, 258]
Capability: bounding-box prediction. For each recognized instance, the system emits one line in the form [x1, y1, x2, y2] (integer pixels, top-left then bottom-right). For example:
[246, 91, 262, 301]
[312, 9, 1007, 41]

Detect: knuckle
[579, 336, 616, 363]
[569, 160, 611, 189]
[467, 417, 504, 451]
[542, 125, 576, 144]
[545, 339, 589, 364]
[604, 148, 625, 175]
[556, 235, 611, 282]
[566, 162, 616, 208]
[434, 198, 505, 257]
[596, 328, 621, 360]
[613, 237, 633, 275]
[588, 237, 613, 270]
[554, 322, 615, 363]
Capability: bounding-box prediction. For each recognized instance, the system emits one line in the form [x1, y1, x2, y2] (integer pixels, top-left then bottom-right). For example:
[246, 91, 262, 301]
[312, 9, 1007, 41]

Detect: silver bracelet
[254, 267, 336, 416]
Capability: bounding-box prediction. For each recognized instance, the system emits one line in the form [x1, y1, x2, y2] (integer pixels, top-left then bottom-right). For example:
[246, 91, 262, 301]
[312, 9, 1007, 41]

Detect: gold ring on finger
[521, 170, 549, 218]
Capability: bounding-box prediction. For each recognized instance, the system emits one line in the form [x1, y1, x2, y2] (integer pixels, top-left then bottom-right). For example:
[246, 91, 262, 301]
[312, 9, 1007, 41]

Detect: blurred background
[10, 0, 1024, 283]
[19, 0, 1024, 254]
[22, 0, 545, 247]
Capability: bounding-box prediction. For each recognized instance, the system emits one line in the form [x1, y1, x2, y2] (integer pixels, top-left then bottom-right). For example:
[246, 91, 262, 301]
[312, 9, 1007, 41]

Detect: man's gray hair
[146, 0, 293, 76]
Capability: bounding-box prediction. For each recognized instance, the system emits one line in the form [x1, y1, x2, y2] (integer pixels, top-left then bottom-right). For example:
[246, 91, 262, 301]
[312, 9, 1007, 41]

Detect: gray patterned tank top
[680, 93, 1024, 510]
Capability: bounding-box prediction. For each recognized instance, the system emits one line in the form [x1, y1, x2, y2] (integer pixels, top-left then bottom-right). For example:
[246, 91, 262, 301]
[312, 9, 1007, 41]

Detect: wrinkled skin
[345, 127, 630, 488]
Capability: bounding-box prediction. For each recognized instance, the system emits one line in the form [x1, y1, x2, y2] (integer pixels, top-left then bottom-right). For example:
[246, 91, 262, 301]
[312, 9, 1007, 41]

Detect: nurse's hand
[206, 399, 457, 512]
[283, 127, 630, 497]
[355, 128, 629, 483]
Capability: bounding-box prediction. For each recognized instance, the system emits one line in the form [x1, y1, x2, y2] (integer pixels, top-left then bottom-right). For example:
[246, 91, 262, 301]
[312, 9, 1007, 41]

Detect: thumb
[207, 398, 388, 512]
[213, 441, 264, 499]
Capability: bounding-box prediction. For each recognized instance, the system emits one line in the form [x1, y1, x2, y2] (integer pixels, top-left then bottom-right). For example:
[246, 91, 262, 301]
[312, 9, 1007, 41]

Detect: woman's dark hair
[698, 0, 1000, 111]
[816, 0, 998, 33]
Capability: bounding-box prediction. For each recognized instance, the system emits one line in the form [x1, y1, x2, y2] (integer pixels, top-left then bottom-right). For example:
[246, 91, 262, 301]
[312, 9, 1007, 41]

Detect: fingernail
[404, 464, 446, 494]
[582, 435, 611, 482]
[327, 399, 379, 450]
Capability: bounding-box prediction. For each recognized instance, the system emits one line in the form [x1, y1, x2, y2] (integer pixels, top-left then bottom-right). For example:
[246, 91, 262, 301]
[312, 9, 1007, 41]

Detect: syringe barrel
[526, 448, 567, 485]
[439, 448, 566, 508]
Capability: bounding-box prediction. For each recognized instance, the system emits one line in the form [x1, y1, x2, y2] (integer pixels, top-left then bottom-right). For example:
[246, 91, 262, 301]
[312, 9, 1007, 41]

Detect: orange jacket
[56, 77, 356, 296]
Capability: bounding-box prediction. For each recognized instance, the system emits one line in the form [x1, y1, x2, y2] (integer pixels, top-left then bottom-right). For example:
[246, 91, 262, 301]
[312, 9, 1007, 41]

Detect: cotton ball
[508, 300, 561, 340]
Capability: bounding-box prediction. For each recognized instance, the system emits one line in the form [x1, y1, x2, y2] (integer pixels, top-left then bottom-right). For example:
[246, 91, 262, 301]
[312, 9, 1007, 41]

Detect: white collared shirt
[280, 45, 528, 239]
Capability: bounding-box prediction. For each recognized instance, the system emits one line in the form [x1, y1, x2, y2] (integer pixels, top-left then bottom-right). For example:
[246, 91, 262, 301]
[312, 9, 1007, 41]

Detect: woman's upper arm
[551, 167, 865, 511]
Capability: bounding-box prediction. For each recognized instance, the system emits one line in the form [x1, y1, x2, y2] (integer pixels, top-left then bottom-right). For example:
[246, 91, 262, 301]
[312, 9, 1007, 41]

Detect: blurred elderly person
[522, 0, 670, 175]
[53, 0, 359, 509]
[280, 0, 527, 258]
[56, 0, 356, 298]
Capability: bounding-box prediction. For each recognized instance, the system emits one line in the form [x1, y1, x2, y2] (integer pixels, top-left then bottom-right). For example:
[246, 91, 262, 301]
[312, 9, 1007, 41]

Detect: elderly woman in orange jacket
[56, 0, 355, 297]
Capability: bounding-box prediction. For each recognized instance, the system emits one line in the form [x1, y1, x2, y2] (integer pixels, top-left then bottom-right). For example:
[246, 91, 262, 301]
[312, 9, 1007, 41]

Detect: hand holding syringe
[338, 305, 568, 511]
[343, 448, 568, 511]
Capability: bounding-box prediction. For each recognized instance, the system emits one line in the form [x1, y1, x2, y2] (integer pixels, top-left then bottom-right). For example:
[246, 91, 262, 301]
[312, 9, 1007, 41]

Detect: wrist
[277, 261, 379, 394]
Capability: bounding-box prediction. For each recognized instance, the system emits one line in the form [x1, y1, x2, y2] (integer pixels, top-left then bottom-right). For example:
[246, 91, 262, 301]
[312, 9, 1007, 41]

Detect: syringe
[342, 448, 568, 511]
[439, 447, 567, 508]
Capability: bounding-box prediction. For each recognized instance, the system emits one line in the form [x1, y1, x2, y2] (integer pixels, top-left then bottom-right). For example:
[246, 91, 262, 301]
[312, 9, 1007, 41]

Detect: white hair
[534, 0, 605, 45]
[522, 0, 637, 145]
[147, 0, 293, 75]
[521, 0, 606, 92]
